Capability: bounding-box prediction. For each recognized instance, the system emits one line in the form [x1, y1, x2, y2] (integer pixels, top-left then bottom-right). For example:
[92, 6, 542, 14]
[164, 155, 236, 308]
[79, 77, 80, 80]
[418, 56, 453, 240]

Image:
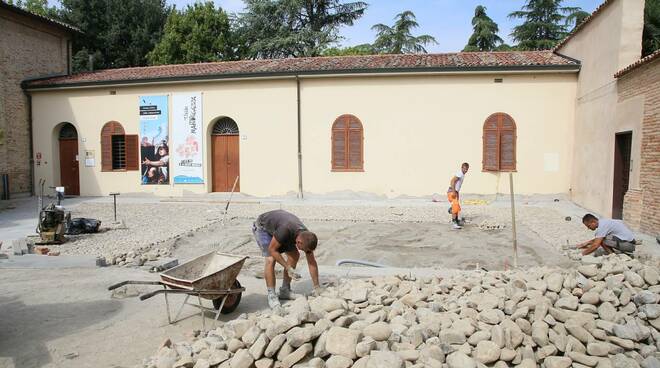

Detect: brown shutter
[101, 121, 125, 171]
[125, 134, 139, 170]
[500, 129, 516, 171]
[483, 126, 499, 171]
[332, 129, 346, 170]
[348, 128, 363, 170]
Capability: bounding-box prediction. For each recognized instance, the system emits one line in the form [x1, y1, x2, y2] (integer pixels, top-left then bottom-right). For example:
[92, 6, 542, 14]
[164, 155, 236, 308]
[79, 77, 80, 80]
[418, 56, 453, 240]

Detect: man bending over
[252, 209, 320, 308]
[577, 213, 636, 256]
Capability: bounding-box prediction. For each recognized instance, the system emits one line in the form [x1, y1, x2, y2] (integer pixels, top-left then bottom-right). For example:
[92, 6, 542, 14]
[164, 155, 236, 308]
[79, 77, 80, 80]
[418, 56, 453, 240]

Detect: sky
[167, 0, 603, 52]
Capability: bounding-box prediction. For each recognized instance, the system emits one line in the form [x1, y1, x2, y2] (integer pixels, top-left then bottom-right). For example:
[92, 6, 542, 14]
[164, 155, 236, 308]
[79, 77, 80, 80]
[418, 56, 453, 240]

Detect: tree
[643, 0, 660, 56]
[237, 0, 368, 59]
[372, 11, 437, 54]
[321, 44, 376, 56]
[509, 0, 585, 50]
[58, 0, 170, 71]
[565, 9, 590, 31]
[6, 0, 59, 17]
[147, 3, 237, 65]
[463, 5, 503, 52]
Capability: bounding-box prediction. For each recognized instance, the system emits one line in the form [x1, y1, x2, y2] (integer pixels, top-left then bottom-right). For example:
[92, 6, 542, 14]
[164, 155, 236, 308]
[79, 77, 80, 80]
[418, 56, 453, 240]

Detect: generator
[37, 203, 70, 244]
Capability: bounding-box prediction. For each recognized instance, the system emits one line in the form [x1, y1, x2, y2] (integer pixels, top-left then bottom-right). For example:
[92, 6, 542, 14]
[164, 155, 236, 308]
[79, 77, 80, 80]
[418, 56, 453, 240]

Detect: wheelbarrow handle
[139, 289, 163, 301]
[108, 280, 162, 291]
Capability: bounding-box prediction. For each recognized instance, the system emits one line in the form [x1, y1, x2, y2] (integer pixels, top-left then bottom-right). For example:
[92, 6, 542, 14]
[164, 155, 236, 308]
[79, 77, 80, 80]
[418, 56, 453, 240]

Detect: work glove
[286, 266, 301, 280]
[312, 285, 323, 297]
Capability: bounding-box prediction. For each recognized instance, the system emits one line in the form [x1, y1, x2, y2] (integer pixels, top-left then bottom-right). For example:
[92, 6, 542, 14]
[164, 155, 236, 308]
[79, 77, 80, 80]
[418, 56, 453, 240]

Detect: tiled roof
[615, 49, 660, 78]
[24, 51, 579, 89]
[0, 1, 81, 33]
[554, 0, 615, 51]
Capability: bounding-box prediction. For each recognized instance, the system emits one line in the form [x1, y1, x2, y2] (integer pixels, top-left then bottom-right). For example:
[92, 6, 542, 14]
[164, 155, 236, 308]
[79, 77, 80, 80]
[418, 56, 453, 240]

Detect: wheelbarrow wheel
[213, 279, 242, 314]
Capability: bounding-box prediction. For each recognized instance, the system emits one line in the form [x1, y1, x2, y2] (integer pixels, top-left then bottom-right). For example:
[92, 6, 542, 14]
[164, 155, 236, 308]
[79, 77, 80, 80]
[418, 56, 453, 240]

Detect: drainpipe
[25, 91, 35, 196]
[296, 76, 304, 199]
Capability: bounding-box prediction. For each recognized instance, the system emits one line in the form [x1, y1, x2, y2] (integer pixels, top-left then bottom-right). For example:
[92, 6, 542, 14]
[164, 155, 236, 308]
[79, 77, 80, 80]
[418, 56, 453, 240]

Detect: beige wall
[31, 72, 577, 198]
[301, 73, 577, 197]
[556, 0, 645, 216]
[31, 79, 299, 197]
[0, 9, 71, 194]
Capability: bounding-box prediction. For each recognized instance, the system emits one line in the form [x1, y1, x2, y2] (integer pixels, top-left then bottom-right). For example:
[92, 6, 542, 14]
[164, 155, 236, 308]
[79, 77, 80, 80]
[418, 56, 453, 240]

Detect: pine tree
[463, 5, 503, 52]
[509, 0, 585, 50]
[371, 11, 437, 54]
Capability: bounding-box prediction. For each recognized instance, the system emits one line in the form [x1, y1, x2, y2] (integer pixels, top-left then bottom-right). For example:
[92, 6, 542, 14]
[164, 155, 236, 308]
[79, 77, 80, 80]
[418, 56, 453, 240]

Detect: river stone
[208, 350, 230, 366]
[446, 351, 476, 368]
[313, 331, 329, 358]
[419, 345, 445, 364]
[230, 349, 254, 368]
[439, 329, 466, 345]
[567, 351, 598, 367]
[363, 322, 392, 341]
[281, 343, 313, 368]
[625, 271, 645, 288]
[639, 304, 660, 320]
[264, 334, 286, 358]
[366, 351, 404, 368]
[467, 330, 491, 346]
[578, 265, 599, 277]
[226, 320, 256, 340]
[543, 356, 572, 368]
[286, 326, 319, 348]
[254, 358, 273, 368]
[249, 334, 270, 360]
[325, 327, 361, 359]
[581, 292, 600, 305]
[532, 321, 549, 346]
[586, 342, 610, 357]
[479, 309, 504, 325]
[473, 341, 500, 364]
[556, 296, 579, 311]
[642, 268, 659, 285]
[325, 355, 354, 368]
[634, 291, 659, 306]
[598, 302, 617, 322]
[547, 274, 564, 293]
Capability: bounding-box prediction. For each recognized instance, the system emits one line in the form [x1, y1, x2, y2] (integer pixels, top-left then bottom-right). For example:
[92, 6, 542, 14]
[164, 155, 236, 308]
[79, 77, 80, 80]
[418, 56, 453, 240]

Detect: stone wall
[618, 57, 660, 235]
[0, 9, 71, 195]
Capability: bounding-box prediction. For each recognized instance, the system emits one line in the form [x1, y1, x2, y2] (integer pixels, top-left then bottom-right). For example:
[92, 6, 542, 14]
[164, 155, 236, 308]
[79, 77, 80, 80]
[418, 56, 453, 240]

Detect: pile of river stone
[143, 253, 660, 368]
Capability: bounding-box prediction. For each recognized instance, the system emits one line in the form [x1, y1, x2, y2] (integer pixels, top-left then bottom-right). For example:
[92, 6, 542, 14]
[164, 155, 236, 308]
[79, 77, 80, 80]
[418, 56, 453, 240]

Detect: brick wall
[0, 9, 71, 195]
[623, 189, 642, 229]
[618, 57, 660, 235]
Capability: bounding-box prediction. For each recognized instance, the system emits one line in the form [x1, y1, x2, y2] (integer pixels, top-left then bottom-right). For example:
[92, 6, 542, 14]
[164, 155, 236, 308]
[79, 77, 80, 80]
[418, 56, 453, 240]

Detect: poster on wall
[172, 93, 204, 184]
[139, 95, 169, 185]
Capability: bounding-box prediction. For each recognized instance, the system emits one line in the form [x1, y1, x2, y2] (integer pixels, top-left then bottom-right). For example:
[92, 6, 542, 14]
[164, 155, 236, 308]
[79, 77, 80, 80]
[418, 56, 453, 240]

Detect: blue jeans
[253, 222, 273, 257]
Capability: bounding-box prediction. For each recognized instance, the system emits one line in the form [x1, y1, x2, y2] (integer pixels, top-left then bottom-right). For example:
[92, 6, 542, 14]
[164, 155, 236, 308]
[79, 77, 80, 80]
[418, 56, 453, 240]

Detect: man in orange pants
[448, 163, 469, 229]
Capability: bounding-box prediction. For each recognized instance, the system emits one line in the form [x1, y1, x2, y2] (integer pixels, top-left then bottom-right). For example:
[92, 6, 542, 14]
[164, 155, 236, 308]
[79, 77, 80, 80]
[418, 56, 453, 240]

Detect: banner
[172, 93, 204, 184]
[139, 95, 169, 185]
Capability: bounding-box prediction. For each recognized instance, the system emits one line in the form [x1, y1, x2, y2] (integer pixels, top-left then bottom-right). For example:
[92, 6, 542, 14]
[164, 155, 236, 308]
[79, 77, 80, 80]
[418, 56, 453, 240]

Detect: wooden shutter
[101, 121, 125, 171]
[483, 118, 499, 171]
[125, 134, 139, 170]
[332, 129, 346, 169]
[500, 130, 516, 171]
[332, 115, 364, 171]
[348, 128, 363, 169]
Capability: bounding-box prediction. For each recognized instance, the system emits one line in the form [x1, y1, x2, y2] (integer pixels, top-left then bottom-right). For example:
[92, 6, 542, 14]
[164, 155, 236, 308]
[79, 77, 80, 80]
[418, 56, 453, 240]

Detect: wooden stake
[509, 172, 518, 268]
[221, 176, 240, 226]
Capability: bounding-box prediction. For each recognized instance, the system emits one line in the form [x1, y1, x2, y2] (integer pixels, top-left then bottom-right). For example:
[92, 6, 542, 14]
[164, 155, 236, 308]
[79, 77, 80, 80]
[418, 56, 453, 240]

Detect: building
[20, 0, 659, 235]
[0, 1, 78, 196]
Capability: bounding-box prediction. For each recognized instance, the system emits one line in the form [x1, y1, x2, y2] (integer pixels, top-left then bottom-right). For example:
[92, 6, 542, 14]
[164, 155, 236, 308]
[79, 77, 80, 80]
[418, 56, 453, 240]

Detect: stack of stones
[143, 253, 660, 368]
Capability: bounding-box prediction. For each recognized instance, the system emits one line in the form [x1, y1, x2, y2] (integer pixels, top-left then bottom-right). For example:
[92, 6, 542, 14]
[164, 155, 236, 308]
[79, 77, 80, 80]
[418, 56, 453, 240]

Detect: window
[101, 121, 139, 171]
[331, 114, 363, 171]
[483, 113, 516, 172]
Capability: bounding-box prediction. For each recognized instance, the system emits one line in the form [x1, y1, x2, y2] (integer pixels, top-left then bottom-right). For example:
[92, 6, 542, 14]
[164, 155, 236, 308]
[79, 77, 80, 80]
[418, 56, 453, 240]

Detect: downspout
[296, 76, 303, 199]
[25, 91, 35, 196]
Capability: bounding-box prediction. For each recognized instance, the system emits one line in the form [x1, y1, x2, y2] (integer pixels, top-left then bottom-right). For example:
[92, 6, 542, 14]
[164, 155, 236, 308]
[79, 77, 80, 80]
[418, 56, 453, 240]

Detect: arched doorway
[58, 123, 80, 195]
[211, 117, 240, 192]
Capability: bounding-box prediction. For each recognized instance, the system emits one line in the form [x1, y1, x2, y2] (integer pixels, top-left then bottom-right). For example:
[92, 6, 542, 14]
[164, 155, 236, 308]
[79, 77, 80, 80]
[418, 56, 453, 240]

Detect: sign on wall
[172, 93, 204, 184]
[139, 95, 169, 185]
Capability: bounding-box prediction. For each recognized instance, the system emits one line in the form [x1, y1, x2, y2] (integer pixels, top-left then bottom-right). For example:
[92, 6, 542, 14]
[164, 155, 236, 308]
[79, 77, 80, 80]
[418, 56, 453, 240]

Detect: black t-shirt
[256, 210, 307, 252]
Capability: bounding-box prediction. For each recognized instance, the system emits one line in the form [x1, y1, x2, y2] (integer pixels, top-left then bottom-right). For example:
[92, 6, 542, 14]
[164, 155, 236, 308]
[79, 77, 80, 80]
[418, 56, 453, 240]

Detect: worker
[448, 162, 469, 229]
[252, 209, 320, 308]
[577, 213, 636, 256]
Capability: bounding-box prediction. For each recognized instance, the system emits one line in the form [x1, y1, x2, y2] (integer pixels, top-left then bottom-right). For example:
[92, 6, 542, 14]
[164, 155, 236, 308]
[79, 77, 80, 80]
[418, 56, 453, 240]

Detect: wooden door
[59, 138, 80, 195]
[212, 135, 240, 192]
[612, 132, 632, 219]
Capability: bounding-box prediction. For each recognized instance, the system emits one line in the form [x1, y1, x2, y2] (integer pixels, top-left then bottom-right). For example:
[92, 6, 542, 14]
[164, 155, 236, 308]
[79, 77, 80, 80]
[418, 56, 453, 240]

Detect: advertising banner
[172, 93, 204, 184]
[139, 95, 169, 185]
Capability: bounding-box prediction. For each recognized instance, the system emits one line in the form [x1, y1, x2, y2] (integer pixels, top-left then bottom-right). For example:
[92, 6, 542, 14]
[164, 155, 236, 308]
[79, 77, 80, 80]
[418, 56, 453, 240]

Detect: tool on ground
[509, 172, 518, 268]
[109, 192, 120, 222]
[36, 202, 70, 244]
[109, 251, 248, 330]
[221, 175, 240, 226]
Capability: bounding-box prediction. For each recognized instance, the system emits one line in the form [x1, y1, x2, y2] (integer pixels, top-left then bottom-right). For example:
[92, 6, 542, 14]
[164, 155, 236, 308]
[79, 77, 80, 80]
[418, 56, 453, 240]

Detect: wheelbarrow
[109, 251, 248, 329]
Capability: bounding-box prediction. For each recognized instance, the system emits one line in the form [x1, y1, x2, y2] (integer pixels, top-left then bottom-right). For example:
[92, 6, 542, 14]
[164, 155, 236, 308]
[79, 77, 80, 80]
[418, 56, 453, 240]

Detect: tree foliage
[509, 0, 584, 50]
[237, 0, 367, 58]
[463, 6, 503, 52]
[322, 44, 377, 56]
[372, 11, 437, 54]
[57, 0, 170, 71]
[6, 0, 58, 17]
[643, 0, 660, 57]
[147, 2, 236, 65]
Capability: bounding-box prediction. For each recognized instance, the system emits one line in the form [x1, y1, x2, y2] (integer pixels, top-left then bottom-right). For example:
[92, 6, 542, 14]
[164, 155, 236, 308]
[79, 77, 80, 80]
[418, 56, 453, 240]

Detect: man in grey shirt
[577, 213, 636, 256]
[253, 210, 320, 308]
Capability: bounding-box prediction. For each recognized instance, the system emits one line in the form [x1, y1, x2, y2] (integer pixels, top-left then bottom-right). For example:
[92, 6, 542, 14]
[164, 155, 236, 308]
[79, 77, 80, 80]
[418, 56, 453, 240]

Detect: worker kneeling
[577, 213, 636, 256]
[253, 210, 320, 308]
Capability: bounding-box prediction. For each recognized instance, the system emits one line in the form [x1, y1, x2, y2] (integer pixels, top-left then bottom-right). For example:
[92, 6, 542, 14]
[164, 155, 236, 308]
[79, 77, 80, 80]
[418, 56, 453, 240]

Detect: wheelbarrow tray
[159, 251, 248, 294]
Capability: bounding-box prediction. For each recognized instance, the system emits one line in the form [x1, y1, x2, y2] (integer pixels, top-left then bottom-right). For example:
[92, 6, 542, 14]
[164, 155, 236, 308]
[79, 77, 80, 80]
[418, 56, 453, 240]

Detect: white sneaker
[452, 222, 463, 230]
[267, 293, 281, 308]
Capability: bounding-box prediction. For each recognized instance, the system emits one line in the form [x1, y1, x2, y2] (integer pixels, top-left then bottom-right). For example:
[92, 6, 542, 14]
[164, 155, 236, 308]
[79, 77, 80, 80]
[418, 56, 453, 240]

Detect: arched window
[101, 121, 139, 171]
[212, 117, 239, 135]
[59, 123, 78, 139]
[332, 114, 363, 171]
[483, 113, 516, 172]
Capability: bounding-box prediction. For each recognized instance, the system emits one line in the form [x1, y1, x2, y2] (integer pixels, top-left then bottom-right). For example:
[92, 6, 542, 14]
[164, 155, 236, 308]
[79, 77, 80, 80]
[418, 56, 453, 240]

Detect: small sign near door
[85, 150, 95, 167]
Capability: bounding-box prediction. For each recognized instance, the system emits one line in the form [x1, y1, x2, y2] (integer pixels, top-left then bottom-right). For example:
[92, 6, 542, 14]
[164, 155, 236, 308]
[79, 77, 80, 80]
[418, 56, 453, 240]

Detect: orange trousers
[447, 191, 460, 216]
